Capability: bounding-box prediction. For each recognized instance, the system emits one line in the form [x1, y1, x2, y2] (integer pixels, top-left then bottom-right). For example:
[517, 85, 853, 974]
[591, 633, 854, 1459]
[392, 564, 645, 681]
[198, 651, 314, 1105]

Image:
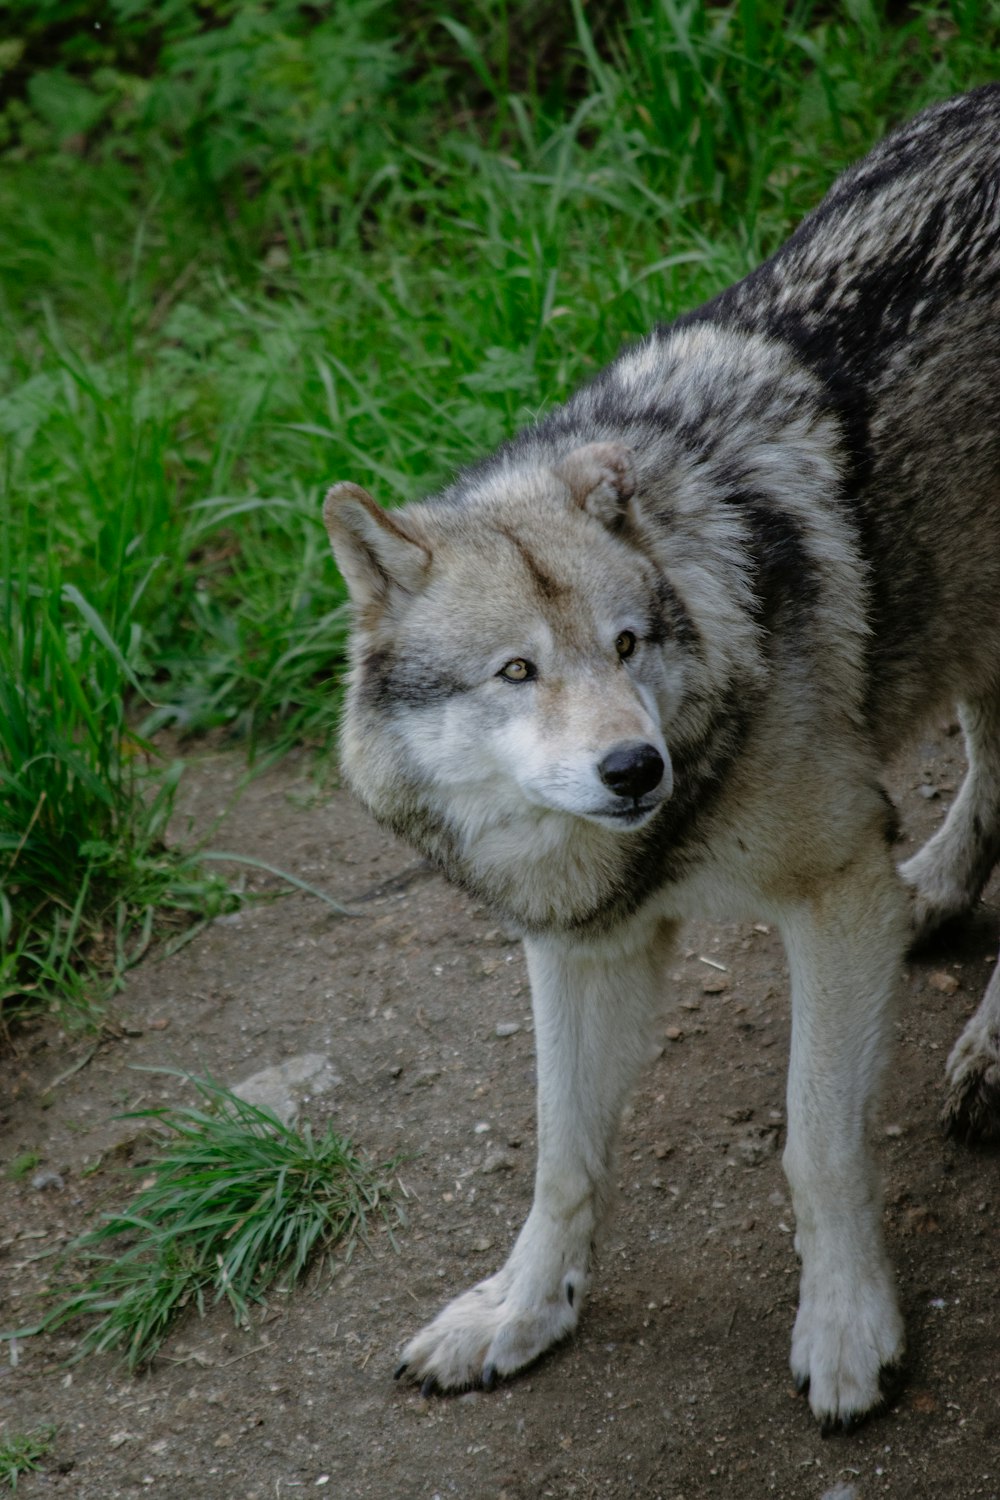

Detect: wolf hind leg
[899, 690, 1000, 1139]
[395, 916, 677, 1393]
[900, 692, 1000, 943]
[943, 956, 1000, 1141]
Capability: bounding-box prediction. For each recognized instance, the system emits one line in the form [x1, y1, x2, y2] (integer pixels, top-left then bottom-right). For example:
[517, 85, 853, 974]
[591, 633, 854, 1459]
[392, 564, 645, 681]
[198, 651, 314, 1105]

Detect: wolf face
[324, 443, 703, 915]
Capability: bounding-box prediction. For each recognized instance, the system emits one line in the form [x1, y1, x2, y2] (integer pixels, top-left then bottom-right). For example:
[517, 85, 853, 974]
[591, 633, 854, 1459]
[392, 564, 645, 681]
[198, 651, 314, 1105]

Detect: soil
[1, 726, 998, 1500]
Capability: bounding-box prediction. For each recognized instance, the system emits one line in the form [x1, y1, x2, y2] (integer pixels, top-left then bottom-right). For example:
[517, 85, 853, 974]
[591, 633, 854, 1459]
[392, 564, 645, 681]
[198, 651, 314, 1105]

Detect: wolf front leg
[395, 916, 677, 1394]
[778, 840, 909, 1432]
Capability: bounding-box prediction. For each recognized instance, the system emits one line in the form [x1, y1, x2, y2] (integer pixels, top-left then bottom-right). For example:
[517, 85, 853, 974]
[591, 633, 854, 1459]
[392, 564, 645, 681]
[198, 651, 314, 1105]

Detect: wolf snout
[597, 741, 665, 800]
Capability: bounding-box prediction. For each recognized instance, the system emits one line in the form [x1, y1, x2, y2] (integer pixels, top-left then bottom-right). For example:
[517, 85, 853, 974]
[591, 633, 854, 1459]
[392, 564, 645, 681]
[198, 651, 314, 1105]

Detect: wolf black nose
[598, 742, 665, 799]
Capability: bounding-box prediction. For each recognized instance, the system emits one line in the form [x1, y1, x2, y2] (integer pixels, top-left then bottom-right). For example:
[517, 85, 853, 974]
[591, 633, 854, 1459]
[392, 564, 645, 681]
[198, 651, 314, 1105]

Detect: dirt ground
[1, 725, 998, 1500]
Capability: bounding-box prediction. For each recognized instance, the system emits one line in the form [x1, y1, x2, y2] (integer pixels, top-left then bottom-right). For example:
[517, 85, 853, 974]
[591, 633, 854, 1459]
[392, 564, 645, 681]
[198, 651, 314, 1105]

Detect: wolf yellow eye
[615, 631, 637, 660]
[498, 658, 536, 682]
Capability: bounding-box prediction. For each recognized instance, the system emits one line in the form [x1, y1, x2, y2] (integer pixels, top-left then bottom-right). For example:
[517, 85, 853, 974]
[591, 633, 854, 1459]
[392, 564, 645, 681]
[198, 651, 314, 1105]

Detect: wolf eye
[498, 658, 536, 682]
[615, 630, 637, 660]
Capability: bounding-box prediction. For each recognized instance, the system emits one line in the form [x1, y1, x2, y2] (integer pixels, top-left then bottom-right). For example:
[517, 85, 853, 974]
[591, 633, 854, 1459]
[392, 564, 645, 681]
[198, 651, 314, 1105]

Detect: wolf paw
[942, 1021, 1000, 1142]
[898, 847, 973, 946]
[790, 1275, 905, 1432]
[394, 1265, 583, 1394]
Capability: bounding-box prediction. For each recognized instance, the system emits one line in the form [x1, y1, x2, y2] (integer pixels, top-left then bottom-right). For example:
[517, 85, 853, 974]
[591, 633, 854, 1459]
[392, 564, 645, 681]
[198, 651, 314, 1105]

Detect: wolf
[321, 86, 1000, 1432]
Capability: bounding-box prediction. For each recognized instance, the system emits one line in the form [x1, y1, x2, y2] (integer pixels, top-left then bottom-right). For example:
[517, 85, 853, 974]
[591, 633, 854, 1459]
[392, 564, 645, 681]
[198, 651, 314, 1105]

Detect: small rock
[31, 1170, 65, 1192]
[701, 975, 730, 994]
[820, 1485, 859, 1500]
[481, 1150, 515, 1175]
[919, 783, 940, 800]
[664, 1026, 684, 1042]
[230, 1053, 341, 1128]
[412, 1067, 442, 1088]
[928, 970, 959, 994]
[495, 1022, 521, 1037]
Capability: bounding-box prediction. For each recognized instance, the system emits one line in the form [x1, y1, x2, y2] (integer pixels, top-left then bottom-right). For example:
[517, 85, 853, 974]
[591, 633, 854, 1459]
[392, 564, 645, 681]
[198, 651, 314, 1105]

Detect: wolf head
[320, 322, 866, 929]
[323, 443, 696, 928]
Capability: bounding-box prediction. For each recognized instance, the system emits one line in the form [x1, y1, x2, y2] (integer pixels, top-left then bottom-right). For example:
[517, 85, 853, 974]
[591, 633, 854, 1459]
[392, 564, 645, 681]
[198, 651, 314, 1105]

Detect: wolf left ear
[323, 482, 430, 609]
[554, 442, 636, 528]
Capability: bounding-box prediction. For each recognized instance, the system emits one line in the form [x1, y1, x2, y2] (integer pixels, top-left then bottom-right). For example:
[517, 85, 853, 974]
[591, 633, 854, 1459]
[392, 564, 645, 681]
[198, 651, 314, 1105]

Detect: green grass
[0, 521, 241, 1019]
[0, 1428, 54, 1491]
[5, 1151, 41, 1182]
[4, 0, 1000, 1025]
[10, 1073, 399, 1370]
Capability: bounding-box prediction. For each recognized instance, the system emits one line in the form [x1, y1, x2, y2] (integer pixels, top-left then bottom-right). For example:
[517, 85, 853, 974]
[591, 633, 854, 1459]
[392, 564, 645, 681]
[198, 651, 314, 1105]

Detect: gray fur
[321, 88, 1000, 1431]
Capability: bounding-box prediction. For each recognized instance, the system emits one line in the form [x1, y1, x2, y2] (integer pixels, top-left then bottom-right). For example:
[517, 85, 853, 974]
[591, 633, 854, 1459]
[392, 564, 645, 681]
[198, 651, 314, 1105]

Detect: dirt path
[1, 730, 998, 1499]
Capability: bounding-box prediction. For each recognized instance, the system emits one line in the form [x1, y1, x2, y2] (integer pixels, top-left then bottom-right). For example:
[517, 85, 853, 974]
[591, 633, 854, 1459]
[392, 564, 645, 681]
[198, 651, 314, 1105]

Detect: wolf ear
[323, 482, 431, 608]
[554, 442, 636, 528]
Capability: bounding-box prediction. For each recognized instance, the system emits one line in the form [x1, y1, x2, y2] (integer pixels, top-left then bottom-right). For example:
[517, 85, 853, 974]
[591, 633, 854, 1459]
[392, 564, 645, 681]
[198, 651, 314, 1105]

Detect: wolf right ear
[554, 442, 636, 529]
[323, 483, 431, 608]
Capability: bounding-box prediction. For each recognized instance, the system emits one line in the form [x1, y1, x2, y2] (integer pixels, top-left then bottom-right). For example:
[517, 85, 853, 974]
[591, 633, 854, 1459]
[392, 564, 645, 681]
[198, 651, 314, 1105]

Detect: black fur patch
[358, 646, 468, 711]
[724, 492, 820, 630]
[646, 575, 699, 649]
[877, 785, 903, 846]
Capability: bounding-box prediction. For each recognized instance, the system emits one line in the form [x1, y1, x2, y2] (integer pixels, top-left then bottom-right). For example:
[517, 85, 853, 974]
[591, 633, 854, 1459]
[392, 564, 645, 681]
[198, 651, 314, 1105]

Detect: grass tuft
[12, 1073, 399, 1370]
[5, 1152, 41, 1183]
[0, 1428, 55, 1491]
